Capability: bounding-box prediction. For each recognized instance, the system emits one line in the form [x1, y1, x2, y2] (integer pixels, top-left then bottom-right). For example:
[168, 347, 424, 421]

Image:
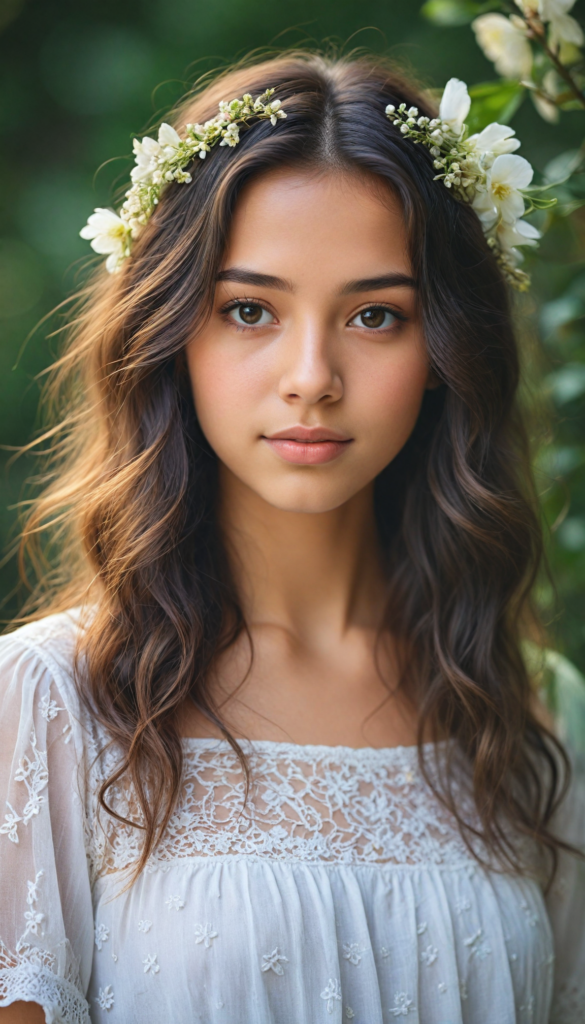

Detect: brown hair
[18, 50, 570, 878]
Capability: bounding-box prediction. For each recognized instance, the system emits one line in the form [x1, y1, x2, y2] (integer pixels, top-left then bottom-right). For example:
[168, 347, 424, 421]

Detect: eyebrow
[216, 267, 294, 292]
[341, 273, 416, 293]
[215, 267, 416, 294]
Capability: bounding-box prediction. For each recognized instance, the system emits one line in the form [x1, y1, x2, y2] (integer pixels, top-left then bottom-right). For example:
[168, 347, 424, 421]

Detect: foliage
[424, 0, 585, 754]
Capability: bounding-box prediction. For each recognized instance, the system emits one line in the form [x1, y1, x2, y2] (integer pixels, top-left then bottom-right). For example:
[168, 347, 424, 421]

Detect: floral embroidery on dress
[455, 898, 472, 914]
[346, 1008, 356, 1019]
[380, 947, 391, 958]
[260, 948, 288, 975]
[520, 901, 539, 928]
[464, 928, 492, 961]
[420, 945, 438, 966]
[143, 953, 160, 974]
[96, 985, 114, 1010]
[22, 870, 44, 938]
[0, 802, 22, 843]
[460, 981, 469, 1000]
[416, 921, 427, 935]
[138, 919, 152, 933]
[95, 923, 110, 950]
[194, 923, 218, 948]
[1, 733, 48, 844]
[390, 992, 416, 1016]
[165, 895, 184, 911]
[438, 982, 447, 993]
[321, 978, 342, 1013]
[342, 942, 363, 966]
[38, 693, 64, 721]
[87, 741, 478, 873]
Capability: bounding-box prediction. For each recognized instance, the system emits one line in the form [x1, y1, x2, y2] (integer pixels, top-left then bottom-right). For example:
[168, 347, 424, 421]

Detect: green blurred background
[1, 0, 584, 679]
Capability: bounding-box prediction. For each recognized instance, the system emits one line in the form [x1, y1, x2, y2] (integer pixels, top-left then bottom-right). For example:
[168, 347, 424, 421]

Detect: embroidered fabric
[0, 612, 584, 1024]
[87, 739, 478, 876]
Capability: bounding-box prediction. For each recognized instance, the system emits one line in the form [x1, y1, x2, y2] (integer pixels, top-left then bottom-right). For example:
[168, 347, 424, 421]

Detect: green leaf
[420, 0, 483, 25]
[544, 149, 584, 184]
[540, 294, 584, 336]
[545, 362, 585, 404]
[467, 80, 526, 133]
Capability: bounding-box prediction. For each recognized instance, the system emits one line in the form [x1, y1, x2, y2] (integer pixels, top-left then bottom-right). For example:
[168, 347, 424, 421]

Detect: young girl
[0, 52, 583, 1024]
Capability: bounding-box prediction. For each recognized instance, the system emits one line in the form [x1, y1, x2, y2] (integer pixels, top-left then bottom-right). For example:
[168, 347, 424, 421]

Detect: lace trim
[86, 738, 479, 876]
[0, 957, 90, 1024]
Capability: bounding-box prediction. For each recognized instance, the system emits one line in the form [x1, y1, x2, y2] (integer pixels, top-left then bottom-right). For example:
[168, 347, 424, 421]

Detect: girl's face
[187, 167, 433, 514]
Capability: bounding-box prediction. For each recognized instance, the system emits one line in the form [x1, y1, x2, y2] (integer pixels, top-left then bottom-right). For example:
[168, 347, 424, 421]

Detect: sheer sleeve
[0, 627, 92, 1023]
[546, 766, 585, 1024]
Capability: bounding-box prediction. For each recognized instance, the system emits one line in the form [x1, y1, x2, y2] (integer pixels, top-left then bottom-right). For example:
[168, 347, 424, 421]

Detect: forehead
[222, 167, 411, 283]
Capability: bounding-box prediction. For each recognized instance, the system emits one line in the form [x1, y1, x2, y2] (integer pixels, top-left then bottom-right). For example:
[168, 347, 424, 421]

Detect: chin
[257, 480, 360, 515]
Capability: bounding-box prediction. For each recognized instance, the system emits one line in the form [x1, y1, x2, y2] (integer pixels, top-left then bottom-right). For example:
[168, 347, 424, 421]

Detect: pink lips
[262, 426, 353, 465]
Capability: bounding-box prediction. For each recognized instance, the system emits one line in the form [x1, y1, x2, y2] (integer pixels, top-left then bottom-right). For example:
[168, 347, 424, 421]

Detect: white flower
[472, 153, 533, 226]
[540, 0, 584, 44]
[131, 135, 162, 184]
[342, 942, 363, 966]
[438, 78, 471, 135]
[466, 122, 520, 158]
[472, 14, 533, 79]
[497, 217, 541, 255]
[157, 122, 181, 154]
[138, 919, 152, 933]
[79, 208, 128, 273]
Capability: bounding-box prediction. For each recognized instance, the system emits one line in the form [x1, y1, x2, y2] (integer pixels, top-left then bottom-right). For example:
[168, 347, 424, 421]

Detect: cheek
[355, 348, 430, 457]
[187, 343, 265, 448]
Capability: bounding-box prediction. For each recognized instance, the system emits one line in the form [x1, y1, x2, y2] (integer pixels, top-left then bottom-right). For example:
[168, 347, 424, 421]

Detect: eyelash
[219, 298, 409, 333]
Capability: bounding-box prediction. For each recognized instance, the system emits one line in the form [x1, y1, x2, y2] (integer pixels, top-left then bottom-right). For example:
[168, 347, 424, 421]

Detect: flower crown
[81, 79, 538, 289]
[80, 89, 286, 273]
[387, 78, 540, 290]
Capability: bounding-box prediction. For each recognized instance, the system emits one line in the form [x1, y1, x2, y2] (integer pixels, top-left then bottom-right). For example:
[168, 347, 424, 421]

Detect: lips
[262, 426, 353, 465]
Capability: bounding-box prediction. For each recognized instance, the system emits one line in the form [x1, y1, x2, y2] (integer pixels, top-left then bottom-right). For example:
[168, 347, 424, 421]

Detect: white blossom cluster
[387, 78, 540, 290]
[80, 89, 287, 273]
[472, 0, 583, 122]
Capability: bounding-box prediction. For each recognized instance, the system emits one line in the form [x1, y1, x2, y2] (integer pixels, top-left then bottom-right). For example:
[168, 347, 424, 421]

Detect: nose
[278, 317, 343, 406]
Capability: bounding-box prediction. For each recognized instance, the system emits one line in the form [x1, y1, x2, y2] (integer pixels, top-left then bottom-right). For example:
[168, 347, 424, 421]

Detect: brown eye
[357, 307, 396, 329]
[228, 303, 274, 327]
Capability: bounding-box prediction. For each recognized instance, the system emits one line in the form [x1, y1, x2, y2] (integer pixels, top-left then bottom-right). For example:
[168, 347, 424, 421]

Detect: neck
[218, 466, 387, 650]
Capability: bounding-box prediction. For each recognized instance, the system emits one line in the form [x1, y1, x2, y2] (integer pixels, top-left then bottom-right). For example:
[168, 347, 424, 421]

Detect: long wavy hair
[17, 50, 570, 878]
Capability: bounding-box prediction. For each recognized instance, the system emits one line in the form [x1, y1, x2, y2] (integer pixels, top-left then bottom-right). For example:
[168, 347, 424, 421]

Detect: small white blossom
[472, 14, 533, 79]
[138, 919, 152, 933]
[497, 217, 540, 256]
[79, 209, 129, 273]
[472, 153, 533, 226]
[439, 78, 471, 135]
[467, 122, 520, 159]
[539, 0, 584, 45]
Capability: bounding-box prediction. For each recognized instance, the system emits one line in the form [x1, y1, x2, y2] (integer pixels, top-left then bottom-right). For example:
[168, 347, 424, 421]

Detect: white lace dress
[0, 613, 584, 1024]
